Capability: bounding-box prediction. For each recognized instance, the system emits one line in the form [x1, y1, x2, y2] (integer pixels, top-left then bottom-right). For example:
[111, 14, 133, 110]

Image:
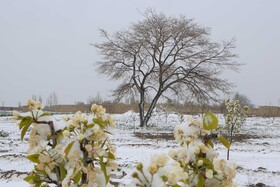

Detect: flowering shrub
[224, 99, 248, 160]
[14, 99, 238, 187]
[14, 99, 117, 187]
[129, 113, 237, 187]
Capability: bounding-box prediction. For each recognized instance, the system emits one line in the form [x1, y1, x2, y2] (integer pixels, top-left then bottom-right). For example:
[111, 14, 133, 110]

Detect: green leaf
[93, 118, 107, 126]
[73, 171, 82, 183]
[203, 113, 218, 130]
[161, 175, 168, 182]
[34, 169, 47, 175]
[99, 156, 110, 184]
[24, 173, 40, 183]
[20, 118, 33, 141]
[197, 175, 205, 187]
[199, 158, 214, 170]
[207, 140, 214, 148]
[23, 174, 33, 182]
[87, 123, 95, 128]
[108, 152, 115, 160]
[26, 154, 40, 163]
[56, 129, 64, 142]
[172, 184, 181, 187]
[34, 183, 41, 187]
[64, 141, 75, 157]
[59, 163, 67, 180]
[39, 113, 53, 118]
[19, 116, 32, 130]
[218, 135, 231, 149]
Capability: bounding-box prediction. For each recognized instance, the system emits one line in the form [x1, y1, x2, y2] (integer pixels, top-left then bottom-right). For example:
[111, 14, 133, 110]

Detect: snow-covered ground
[0, 112, 279, 186]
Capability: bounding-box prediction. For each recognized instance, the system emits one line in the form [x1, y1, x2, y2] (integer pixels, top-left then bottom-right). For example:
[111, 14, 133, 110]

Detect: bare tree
[125, 94, 137, 105]
[95, 10, 241, 127]
[31, 95, 37, 101]
[46, 92, 58, 107]
[38, 95, 43, 103]
[31, 94, 43, 103]
[87, 92, 103, 105]
[233, 92, 254, 108]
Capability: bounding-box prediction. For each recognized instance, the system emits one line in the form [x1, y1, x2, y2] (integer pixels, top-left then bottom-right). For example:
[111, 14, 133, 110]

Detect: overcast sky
[0, 0, 280, 107]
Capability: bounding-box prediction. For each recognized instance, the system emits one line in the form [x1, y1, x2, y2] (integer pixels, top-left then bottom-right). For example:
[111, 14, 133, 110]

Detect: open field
[0, 112, 279, 186]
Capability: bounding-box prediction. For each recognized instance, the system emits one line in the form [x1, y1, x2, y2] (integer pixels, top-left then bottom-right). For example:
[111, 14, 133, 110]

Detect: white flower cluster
[16, 100, 117, 187]
[129, 115, 237, 187]
[61, 109, 117, 187]
[27, 98, 44, 111]
[27, 122, 50, 154]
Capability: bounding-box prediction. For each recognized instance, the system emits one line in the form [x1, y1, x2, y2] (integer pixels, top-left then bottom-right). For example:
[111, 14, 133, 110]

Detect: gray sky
[1, 0, 280, 107]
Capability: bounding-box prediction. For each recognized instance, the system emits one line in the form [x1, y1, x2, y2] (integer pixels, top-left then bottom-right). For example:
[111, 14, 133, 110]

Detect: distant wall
[0, 106, 18, 111]
[2, 104, 280, 117]
[19, 103, 140, 114]
[251, 106, 280, 117]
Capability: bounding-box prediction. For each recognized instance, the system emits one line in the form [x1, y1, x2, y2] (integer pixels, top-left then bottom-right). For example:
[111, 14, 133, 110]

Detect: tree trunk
[227, 148, 230, 160]
[227, 121, 235, 160]
[139, 92, 162, 127]
[49, 121, 62, 187]
[139, 92, 145, 127]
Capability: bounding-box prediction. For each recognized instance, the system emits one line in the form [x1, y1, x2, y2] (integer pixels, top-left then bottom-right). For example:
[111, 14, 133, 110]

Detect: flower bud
[63, 130, 70, 137]
[168, 149, 177, 159]
[136, 162, 143, 171]
[77, 133, 85, 141]
[37, 163, 45, 170]
[12, 110, 20, 119]
[186, 137, 192, 144]
[131, 172, 139, 178]
[206, 169, 213, 178]
[41, 182, 48, 187]
[85, 144, 92, 152]
[148, 163, 158, 175]
[197, 160, 203, 166]
[199, 143, 208, 154]
[45, 166, 51, 174]
[27, 99, 35, 108]
[194, 147, 200, 154]
[35, 102, 43, 110]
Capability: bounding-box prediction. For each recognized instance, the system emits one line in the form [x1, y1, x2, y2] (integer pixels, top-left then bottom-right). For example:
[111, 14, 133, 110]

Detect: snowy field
[0, 112, 280, 187]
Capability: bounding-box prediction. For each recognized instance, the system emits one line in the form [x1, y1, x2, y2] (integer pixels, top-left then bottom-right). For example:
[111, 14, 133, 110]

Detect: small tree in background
[224, 99, 248, 160]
